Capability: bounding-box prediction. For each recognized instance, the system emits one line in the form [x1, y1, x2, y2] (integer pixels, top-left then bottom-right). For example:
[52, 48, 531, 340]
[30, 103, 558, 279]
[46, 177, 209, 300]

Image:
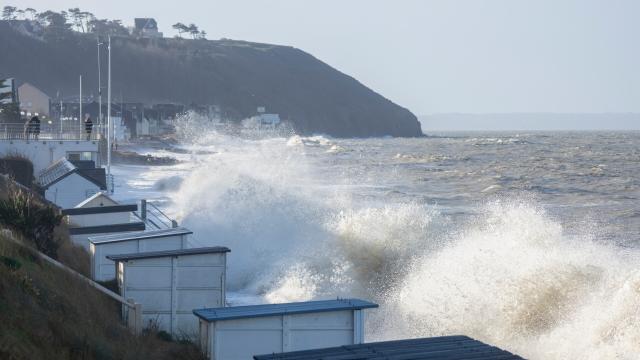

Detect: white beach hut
[63, 196, 137, 228]
[89, 227, 192, 281]
[108, 247, 230, 338]
[193, 299, 378, 360]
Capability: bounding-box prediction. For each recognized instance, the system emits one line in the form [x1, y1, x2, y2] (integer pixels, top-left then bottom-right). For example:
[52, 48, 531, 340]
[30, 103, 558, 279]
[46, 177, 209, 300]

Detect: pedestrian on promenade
[84, 115, 93, 140]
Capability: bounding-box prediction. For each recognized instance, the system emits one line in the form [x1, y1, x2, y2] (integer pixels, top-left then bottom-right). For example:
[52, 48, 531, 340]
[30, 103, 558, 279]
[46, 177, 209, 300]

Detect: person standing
[26, 116, 40, 140]
[84, 115, 93, 140]
[33, 116, 40, 140]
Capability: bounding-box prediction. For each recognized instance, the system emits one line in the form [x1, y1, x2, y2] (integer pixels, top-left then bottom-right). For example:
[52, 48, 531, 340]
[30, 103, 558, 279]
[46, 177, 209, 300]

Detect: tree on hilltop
[172, 22, 188, 38]
[24, 7, 37, 20]
[2, 6, 17, 20]
[188, 23, 199, 39]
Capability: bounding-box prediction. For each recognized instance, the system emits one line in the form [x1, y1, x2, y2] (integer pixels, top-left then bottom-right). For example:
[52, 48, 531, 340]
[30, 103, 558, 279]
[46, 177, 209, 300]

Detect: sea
[111, 115, 640, 359]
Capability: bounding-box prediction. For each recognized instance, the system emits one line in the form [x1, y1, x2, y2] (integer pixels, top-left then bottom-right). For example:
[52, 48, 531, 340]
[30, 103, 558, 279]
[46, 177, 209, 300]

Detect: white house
[109, 247, 230, 338]
[89, 227, 193, 282]
[193, 299, 378, 360]
[38, 158, 107, 208]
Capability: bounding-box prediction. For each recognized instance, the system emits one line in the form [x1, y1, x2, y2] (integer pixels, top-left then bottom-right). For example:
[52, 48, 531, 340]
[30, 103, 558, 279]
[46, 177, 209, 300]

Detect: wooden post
[140, 199, 147, 221]
[127, 299, 143, 335]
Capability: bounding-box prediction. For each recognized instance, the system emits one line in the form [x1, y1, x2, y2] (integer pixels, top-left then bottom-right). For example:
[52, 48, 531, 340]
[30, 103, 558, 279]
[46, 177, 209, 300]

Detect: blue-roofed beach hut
[193, 299, 378, 360]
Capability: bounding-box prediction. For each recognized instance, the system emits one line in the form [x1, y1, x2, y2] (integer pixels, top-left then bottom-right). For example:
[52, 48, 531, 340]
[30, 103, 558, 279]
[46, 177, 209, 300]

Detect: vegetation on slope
[0, 6, 422, 137]
[0, 176, 204, 360]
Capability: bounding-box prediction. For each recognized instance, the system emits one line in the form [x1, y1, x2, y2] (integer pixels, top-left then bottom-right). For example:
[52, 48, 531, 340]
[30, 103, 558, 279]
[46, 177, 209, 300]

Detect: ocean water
[112, 118, 640, 359]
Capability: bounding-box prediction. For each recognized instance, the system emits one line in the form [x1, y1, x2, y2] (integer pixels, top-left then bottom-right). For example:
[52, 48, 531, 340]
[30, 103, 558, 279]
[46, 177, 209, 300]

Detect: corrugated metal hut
[89, 227, 192, 281]
[108, 247, 230, 338]
[193, 299, 378, 360]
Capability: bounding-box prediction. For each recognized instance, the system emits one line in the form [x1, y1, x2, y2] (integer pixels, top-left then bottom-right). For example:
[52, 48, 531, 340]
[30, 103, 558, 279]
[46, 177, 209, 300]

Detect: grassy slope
[0, 177, 204, 360]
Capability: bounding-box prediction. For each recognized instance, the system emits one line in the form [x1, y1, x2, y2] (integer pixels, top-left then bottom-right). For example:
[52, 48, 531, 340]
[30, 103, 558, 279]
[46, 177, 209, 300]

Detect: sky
[12, 0, 640, 127]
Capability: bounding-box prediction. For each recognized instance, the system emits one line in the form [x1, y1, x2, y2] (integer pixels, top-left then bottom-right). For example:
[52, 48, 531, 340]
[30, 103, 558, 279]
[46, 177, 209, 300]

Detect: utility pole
[107, 36, 112, 190]
[97, 37, 103, 133]
[79, 75, 82, 138]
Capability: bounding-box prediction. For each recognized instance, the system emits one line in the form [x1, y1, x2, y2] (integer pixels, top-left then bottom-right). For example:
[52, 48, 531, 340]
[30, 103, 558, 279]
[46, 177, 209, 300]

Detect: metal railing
[0, 122, 104, 141]
[133, 199, 178, 230]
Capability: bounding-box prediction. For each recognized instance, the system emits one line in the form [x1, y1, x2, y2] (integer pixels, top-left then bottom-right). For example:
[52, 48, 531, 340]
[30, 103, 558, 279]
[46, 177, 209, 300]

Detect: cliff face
[0, 22, 422, 137]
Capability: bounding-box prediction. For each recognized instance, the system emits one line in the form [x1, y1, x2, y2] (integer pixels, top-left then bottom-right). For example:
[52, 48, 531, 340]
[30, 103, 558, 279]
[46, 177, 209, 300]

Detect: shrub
[0, 154, 34, 188]
[0, 185, 62, 257]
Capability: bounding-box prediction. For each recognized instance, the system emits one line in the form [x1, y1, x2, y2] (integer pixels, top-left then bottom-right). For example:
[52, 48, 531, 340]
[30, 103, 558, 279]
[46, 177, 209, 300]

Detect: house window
[67, 152, 93, 161]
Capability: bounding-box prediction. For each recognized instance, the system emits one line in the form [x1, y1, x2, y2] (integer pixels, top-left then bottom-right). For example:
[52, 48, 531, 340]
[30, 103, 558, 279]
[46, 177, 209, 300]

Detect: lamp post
[107, 36, 112, 191]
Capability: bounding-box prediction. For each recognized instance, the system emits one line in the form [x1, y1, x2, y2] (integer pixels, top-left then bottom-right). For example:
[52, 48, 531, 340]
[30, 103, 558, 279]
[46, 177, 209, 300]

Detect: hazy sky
[15, 0, 640, 118]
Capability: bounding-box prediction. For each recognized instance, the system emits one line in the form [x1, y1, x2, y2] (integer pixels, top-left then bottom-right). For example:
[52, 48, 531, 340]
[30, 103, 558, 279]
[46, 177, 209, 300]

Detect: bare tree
[200, 30, 207, 40]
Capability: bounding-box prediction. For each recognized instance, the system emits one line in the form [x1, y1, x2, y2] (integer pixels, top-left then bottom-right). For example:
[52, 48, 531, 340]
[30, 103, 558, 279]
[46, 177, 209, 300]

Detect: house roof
[107, 246, 230, 262]
[18, 82, 51, 99]
[88, 227, 192, 244]
[193, 299, 378, 322]
[74, 191, 119, 208]
[134, 18, 158, 30]
[38, 158, 107, 190]
[253, 335, 524, 360]
[38, 158, 75, 187]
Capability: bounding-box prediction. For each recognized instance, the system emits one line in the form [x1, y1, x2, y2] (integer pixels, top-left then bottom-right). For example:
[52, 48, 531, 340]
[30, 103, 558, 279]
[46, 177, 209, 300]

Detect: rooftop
[38, 157, 75, 187]
[74, 192, 118, 208]
[88, 227, 193, 244]
[194, 299, 378, 322]
[37, 157, 107, 190]
[107, 246, 231, 262]
[253, 335, 524, 360]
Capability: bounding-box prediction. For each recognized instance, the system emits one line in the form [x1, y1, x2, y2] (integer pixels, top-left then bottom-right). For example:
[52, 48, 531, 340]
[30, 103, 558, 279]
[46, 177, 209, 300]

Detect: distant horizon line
[419, 112, 640, 116]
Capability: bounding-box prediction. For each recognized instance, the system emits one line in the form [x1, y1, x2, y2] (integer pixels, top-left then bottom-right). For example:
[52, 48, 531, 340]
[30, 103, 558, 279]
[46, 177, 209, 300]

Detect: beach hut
[108, 247, 230, 338]
[89, 227, 193, 281]
[193, 299, 378, 360]
[63, 197, 137, 228]
[253, 335, 524, 360]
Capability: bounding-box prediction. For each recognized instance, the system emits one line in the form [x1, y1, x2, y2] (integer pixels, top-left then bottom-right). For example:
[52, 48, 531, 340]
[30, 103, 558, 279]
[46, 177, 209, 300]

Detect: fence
[0, 122, 104, 141]
[134, 199, 178, 230]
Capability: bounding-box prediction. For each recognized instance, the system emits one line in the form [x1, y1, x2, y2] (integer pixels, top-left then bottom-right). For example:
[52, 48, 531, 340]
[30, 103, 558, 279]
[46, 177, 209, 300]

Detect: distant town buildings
[18, 82, 50, 116]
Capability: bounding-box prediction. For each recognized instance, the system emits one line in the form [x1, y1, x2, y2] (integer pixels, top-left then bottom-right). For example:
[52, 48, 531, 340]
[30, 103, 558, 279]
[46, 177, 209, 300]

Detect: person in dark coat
[27, 116, 40, 140]
[84, 115, 93, 140]
[33, 116, 40, 139]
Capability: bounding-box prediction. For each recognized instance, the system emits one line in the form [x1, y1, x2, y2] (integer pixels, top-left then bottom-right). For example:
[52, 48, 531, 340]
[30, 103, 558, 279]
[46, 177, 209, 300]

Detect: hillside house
[133, 18, 163, 38]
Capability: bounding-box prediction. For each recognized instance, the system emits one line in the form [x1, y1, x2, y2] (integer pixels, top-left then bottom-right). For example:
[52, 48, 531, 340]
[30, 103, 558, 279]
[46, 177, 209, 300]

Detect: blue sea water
[112, 125, 640, 359]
